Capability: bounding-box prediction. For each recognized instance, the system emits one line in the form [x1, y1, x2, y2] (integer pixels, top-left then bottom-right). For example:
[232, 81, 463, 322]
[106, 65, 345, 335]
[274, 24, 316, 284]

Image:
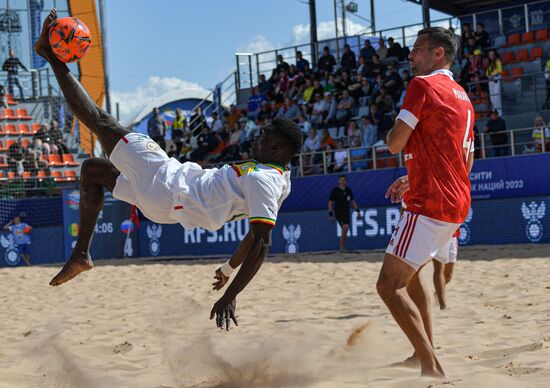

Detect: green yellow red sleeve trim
[250, 217, 276, 226]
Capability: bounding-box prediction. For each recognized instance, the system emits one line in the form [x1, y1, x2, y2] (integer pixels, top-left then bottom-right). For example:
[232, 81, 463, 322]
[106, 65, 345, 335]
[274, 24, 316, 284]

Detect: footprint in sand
[113, 341, 133, 354]
[469, 342, 543, 360]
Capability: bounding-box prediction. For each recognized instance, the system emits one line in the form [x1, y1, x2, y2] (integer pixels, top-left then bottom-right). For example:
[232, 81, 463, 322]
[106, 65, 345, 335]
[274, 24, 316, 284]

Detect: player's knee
[376, 276, 395, 301]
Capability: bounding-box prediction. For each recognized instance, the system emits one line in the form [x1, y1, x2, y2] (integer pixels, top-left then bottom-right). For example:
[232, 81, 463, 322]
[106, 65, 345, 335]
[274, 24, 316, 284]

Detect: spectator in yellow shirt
[486, 50, 503, 115]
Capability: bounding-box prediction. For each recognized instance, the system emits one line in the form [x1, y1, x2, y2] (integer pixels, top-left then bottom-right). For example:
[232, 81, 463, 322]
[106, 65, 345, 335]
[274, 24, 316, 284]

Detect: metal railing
[478, 125, 548, 158]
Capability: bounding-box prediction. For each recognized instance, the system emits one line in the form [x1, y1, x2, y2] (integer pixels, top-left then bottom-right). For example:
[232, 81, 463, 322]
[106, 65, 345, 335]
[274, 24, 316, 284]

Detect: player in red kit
[376, 27, 475, 378]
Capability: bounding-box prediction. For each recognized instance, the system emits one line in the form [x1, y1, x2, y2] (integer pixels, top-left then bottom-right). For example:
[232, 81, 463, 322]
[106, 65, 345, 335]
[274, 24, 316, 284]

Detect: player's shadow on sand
[274, 313, 370, 323]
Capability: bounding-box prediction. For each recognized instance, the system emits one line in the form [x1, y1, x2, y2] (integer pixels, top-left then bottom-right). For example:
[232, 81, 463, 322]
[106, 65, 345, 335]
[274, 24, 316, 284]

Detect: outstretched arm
[212, 232, 254, 290]
[34, 9, 126, 155]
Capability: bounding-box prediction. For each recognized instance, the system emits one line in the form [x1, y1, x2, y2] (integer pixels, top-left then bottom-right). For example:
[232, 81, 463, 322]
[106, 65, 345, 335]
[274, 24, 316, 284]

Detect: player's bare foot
[49, 251, 93, 286]
[390, 353, 420, 368]
[34, 8, 57, 58]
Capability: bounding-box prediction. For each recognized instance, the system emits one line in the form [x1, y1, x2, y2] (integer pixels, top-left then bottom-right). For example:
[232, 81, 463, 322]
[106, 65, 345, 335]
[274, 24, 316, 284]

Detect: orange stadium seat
[511, 67, 524, 78]
[5, 124, 18, 135]
[16, 108, 31, 120]
[535, 28, 549, 41]
[529, 46, 543, 60]
[62, 154, 80, 166]
[501, 69, 510, 78]
[20, 139, 30, 148]
[31, 123, 42, 133]
[7, 171, 16, 179]
[521, 31, 534, 44]
[22, 171, 32, 180]
[502, 51, 515, 64]
[18, 124, 32, 135]
[48, 154, 65, 167]
[64, 170, 77, 181]
[6, 94, 16, 105]
[4, 139, 16, 149]
[36, 170, 47, 180]
[51, 170, 63, 182]
[2, 109, 17, 120]
[514, 48, 529, 62]
[0, 156, 8, 168]
[507, 33, 521, 46]
[0, 171, 5, 179]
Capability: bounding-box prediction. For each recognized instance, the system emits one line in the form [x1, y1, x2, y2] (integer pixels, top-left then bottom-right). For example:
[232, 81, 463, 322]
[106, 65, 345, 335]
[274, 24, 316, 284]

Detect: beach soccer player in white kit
[34, 9, 303, 329]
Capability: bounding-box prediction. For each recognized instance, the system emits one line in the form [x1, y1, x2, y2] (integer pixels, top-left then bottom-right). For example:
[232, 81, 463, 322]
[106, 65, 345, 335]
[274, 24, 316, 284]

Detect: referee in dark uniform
[328, 175, 360, 252]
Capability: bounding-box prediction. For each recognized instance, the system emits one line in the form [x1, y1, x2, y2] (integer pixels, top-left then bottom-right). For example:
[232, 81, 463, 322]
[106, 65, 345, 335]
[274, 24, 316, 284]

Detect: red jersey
[397, 69, 474, 223]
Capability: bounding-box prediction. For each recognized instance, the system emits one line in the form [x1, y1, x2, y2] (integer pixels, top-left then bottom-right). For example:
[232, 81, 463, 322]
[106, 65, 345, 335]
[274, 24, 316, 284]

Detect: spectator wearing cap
[377, 38, 388, 60]
[360, 40, 376, 62]
[386, 37, 402, 60]
[276, 54, 290, 73]
[486, 50, 503, 116]
[340, 44, 357, 74]
[3, 213, 32, 266]
[318, 46, 337, 74]
[484, 110, 508, 157]
[296, 51, 310, 73]
[475, 23, 490, 49]
[277, 97, 301, 122]
[247, 86, 267, 120]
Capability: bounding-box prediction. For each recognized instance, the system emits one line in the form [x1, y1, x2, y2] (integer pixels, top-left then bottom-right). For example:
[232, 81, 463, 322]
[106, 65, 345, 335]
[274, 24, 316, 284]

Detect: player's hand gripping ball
[49, 17, 91, 63]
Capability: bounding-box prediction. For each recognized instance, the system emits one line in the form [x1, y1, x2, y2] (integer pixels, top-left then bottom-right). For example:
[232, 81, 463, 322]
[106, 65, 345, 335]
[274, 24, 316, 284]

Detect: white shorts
[436, 237, 458, 263]
[110, 132, 178, 224]
[386, 211, 460, 271]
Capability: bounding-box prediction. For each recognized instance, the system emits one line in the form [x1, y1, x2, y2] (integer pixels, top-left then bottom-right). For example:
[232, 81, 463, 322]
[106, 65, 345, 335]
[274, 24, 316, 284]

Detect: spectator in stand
[396, 79, 409, 110]
[484, 109, 508, 157]
[336, 90, 355, 127]
[297, 114, 312, 137]
[275, 70, 289, 97]
[48, 119, 69, 154]
[257, 100, 273, 121]
[360, 39, 376, 61]
[166, 143, 178, 158]
[532, 115, 550, 152]
[171, 108, 186, 157]
[350, 137, 368, 171]
[218, 121, 242, 162]
[247, 86, 266, 120]
[289, 70, 306, 100]
[359, 77, 372, 106]
[32, 123, 56, 155]
[401, 69, 411, 83]
[2, 49, 27, 100]
[303, 127, 321, 153]
[377, 38, 388, 60]
[276, 54, 290, 73]
[28, 138, 43, 161]
[486, 50, 503, 116]
[323, 92, 337, 129]
[3, 213, 32, 265]
[189, 123, 218, 162]
[258, 73, 272, 98]
[544, 48, 550, 110]
[348, 73, 364, 102]
[400, 45, 411, 62]
[383, 64, 403, 99]
[333, 140, 348, 172]
[340, 44, 356, 74]
[301, 77, 315, 105]
[0, 83, 7, 109]
[475, 23, 491, 49]
[462, 36, 480, 58]
[147, 107, 166, 150]
[347, 120, 361, 143]
[226, 105, 240, 130]
[360, 116, 378, 146]
[376, 87, 395, 113]
[296, 51, 310, 73]
[324, 74, 337, 94]
[320, 128, 337, 149]
[277, 97, 301, 122]
[210, 111, 224, 134]
[338, 71, 352, 93]
[356, 56, 367, 77]
[318, 46, 337, 74]
[310, 93, 327, 128]
[23, 147, 38, 174]
[386, 37, 402, 60]
[368, 102, 384, 131]
[461, 23, 474, 47]
[312, 78, 324, 98]
[366, 54, 385, 79]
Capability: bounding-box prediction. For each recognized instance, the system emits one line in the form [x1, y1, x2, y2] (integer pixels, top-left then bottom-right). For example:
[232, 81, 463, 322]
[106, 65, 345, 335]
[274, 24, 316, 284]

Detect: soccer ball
[49, 17, 92, 63]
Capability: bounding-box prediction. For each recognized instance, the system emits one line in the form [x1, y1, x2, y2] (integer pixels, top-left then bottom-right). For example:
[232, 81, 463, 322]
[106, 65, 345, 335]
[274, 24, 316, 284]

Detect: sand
[0, 244, 549, 388]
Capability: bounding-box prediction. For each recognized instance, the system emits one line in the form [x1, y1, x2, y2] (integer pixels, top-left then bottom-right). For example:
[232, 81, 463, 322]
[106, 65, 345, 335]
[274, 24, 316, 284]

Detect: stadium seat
[48, 154, 65, 167]
[64, 170, 77, 181]
[18, 124, 32, 135]
[36, 170, 47, 180]
[7, 171, 16, 179]
[5, 124, 19, 135]
[535, 28, 549, 41]
[501, 69, 510, 78]
[2, 109, 17, 120]
[0, 171, 5, 179]
[6, 94, 16, 105]
[521, 31, 534, 44]
[62, 154, 80, 166]
[529, 47, 543, 60]
[0, 156, 8, 168]
[16, 108, 32, 120]
[514, 48, 528, 62]
[22, 171, 32, 180]
[31, 123, 42, 133]
[51, 170, 63, 182]
[507, 33, 521, 46]
[20, 138, 30, 148]
[4, 139, 16, 149]
[511, 67, 524, 78]
[0, 125, 5, 136]
[502, 51, 515, 64]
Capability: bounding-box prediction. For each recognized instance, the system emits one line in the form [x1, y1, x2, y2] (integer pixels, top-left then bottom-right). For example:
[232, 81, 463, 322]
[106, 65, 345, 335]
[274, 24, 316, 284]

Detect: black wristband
[328, 211, 334, 217]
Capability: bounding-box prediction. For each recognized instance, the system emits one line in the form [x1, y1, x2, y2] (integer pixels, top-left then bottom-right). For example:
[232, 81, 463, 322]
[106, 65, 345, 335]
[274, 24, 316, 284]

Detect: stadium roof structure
[405, 0, 530, 16]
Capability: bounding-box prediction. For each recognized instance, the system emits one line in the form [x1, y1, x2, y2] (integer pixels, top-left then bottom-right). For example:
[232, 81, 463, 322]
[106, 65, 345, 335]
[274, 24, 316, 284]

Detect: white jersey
[170, 161, 291, 231]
